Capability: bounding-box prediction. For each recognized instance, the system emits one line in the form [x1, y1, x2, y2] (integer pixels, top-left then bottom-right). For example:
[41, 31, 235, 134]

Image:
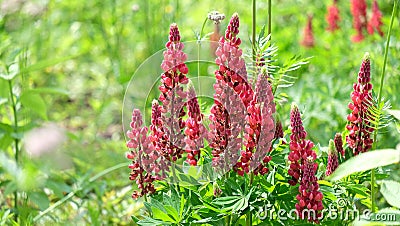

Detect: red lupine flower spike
[367, 0, 384, 36]
[326, 140, 339, 176]
[158, 23, 190, 164]
[326, 0, 340, 32]
[346, 53, 374, 155]
[351, 0, 368, 42]
[184, 86, 207, 166]
[295, 156, 324, 223]
[126, 109, 157, 199]
[301, 15, 314, 48]
[274, 120, 284, 140]
[334, 133, 345, 158]
[288, 103, 316, 186]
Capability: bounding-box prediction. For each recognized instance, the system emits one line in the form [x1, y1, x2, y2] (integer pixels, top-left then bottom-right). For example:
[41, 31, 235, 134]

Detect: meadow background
[0, 0, 399, 224]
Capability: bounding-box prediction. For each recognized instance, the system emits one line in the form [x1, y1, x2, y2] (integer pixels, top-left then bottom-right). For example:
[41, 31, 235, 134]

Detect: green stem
[247, 2, 257, 225]
[33, 162, 128, 222]
[252, 0, 257, 77]
[8, 80, 19, 221]
[246, 212, 250, 226]
[370, 0, 398, 213]
[267, 0, 271, 37]
[225, 214, 231, 226]
[197, 17, 208, 94]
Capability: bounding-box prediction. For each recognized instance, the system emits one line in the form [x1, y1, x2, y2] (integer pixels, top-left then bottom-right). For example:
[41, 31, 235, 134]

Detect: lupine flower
[215, 13, 254, 107]
[367, 0, 384, 36]
[209, 80, 246, 173]
[127, 109, 157, 199]
[334, 133, 345, 157]
[246, 72, 276, 176]
[184, 86, 207, 166]
[158, 23, 189, 162]
[346, 53, 374, 155]
[148, 101, 170, 176]
[211, 13, 253, 174]
[295, 156, 324, 223]
[326, 0, 340, 32]
[326, 140, 339, 176]
[301, 15, 314, 48]
[274, 120, 284, 140]
[351, 0, 367, 42]
[288, 103, 317, 186]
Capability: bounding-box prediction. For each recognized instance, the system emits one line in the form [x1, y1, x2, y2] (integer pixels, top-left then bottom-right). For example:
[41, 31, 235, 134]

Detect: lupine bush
[125, 2, 400, 225]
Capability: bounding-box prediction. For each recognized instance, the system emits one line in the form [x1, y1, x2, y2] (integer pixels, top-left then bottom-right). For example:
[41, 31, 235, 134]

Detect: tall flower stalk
[326, 0, 340, 32]
[210, 13, 249, 173]
[158, 23, 189, 163]
[326, 140, 339, 176]
[126, 109, 157, 199]
[351, 0, 368, 42]
[300, 15, 314, 48]
[367, 0, 384, 36]
[184, 86, 207, 166]
[296, 156, 324, 223]
[346, 53, 374, 156]
[288, 103, 316, 186]
[334, 133, 344, 158]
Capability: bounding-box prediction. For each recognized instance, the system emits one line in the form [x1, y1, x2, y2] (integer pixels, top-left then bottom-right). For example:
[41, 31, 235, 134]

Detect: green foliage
[327, 149, 400, 181]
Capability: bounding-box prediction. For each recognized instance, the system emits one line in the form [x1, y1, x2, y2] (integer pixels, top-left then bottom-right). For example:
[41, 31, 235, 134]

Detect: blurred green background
[0, 0, 399, 224]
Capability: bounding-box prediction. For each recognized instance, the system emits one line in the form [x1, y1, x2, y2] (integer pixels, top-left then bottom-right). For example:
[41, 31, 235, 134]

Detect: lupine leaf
[326, 149, 400, 181]
[364, 95, 392, 131]
[380, 180, 400, 208]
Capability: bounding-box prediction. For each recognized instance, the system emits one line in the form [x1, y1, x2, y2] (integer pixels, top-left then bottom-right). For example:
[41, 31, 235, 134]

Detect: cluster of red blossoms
[300, 15, 314, 48]
[288, 104, 316, 186]
[127, 15, 278, 199]
[326, 0, 340, 32]
[184, 86, 207, 166]
[334, 132, 344, 158]
[210, 13, 276, 176]
[325, 140, 339, 176]
[303, 0, 384, 47]
[126, 110, 157, 199]
[127, 24, 200, 199]
[296, 156, 324, 223]
[346, 53, 374, 155]
[287, 104, 324, 222]
[351, 0, 384, 42]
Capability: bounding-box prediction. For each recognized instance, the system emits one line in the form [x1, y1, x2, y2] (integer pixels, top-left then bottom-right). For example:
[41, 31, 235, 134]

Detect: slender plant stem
[8, 80, 20, 221]
[33, 162, 128, 222]
[197, 17, 208, 94]
[246, 1, 257, 226]
[267, 0, 271, 37]
[252, 0, 257, 77]
[370, 0, 398, 213]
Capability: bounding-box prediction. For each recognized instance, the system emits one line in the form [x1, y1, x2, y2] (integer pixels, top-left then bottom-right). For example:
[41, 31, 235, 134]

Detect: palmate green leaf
[364, 95, 392, 131]
[212, 196, 241, 205]
[137, 217, 171, 226]
[326, 149, 400, 181]
[151, 207, 175, 223]
[380, 180, 400, 208]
